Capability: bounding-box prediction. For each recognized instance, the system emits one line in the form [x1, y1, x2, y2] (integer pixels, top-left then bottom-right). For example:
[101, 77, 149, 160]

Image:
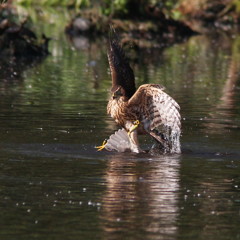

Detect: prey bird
[96, 32, 181, 154]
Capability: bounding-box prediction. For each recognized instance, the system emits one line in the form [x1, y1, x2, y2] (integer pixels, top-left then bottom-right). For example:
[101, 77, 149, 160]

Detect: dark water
[1, 8, 240, 240]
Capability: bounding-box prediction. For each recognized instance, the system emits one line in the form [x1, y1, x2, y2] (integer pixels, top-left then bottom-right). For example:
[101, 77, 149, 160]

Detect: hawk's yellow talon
[128, 120, 140, 136]
[95, 139, 107, 151]
[133, 120, 140, 125]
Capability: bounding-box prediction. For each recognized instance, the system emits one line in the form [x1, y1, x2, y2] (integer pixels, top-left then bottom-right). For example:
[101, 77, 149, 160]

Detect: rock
[72, 17, 91, 32]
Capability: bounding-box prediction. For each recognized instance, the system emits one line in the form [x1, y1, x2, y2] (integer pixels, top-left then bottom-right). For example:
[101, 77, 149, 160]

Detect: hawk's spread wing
[108, 32, 136, 99]
[128, 84, 181, 134]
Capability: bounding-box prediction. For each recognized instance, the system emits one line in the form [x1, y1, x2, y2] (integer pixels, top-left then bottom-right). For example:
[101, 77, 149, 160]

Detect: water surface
[0, 8, 240, 240]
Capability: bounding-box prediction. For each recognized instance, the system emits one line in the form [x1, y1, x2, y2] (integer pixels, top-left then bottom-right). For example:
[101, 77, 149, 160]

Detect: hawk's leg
[127, 120, 143, 153]
[128, 130, 142, 153]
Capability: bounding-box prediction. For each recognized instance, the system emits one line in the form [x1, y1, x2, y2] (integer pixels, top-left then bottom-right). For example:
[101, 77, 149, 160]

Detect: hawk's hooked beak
[112, 92, 117, 99]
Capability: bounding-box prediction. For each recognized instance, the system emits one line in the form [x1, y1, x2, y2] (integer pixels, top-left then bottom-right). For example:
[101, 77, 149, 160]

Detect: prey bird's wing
[104, 128, 131, 152]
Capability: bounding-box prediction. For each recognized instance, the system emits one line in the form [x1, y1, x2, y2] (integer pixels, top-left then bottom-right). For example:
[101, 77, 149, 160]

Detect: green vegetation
[233, 0, 240, 13]
[15, 0, 90, 8]
[101, 0, 181, 19]
[12, 0, 240, 24]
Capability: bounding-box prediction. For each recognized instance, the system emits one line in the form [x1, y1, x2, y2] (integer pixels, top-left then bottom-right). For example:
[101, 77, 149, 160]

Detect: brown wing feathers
[107, 31, 136, 99]
[129, 84, 181, 133]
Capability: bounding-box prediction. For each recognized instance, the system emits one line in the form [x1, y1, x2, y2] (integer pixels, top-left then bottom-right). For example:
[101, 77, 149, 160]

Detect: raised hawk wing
[107, 32, 136, 99]
[128, 84, 181, 153]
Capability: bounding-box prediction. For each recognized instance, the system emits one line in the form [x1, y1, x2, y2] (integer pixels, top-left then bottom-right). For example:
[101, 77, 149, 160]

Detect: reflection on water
[0, 8, 240, 240]
[100, 154, 180, 240]
[203, 37, 240, 133]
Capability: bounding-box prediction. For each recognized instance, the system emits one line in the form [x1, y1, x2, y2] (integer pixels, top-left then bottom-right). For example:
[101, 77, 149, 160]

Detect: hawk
[96, 33, 181, 154]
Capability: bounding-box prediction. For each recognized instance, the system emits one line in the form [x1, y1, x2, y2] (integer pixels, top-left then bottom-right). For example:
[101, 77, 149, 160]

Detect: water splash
[149, 126, 181, 155]
[170, 130, 181, 153]
[163, 126, 181, 154]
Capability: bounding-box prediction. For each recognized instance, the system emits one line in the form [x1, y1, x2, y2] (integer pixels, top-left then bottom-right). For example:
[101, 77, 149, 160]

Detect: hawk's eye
[116, 90, 122, 96]
[112, 90, 122, 99]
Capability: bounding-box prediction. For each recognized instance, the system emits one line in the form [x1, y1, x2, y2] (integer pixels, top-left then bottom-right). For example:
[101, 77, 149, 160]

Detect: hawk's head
[112, 85, 126, 100]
